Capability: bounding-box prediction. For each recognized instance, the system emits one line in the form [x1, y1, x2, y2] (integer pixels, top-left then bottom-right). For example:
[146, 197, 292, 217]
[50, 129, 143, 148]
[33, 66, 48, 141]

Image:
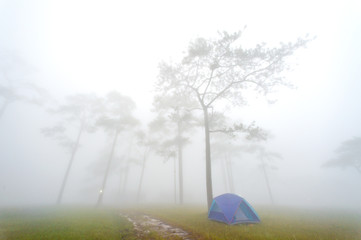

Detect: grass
[0, 207, 137, 240]
[1, 205, 360, 240]
[135, 205, 361, 240]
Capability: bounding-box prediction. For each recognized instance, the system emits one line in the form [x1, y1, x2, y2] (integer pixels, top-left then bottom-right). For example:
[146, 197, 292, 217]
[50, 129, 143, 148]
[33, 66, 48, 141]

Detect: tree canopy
[324, 137, 361, 175]
[156, 30, 312, 209]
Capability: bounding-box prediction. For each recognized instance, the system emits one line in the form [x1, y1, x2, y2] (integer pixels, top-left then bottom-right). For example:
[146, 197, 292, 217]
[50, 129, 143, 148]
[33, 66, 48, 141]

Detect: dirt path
[120, 212, 192, 240]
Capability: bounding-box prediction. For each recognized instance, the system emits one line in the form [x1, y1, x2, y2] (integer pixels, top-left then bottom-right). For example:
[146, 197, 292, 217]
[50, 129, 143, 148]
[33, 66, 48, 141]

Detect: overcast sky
[0, 0, 360, 208]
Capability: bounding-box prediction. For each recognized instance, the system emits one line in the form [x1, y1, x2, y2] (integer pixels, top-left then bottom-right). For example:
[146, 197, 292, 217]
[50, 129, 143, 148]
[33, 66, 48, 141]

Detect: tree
[323, 137, 361, 175]
[132, 129, 156, 203]
[148, 118, 178, 203]
[210, 112, 268, 194]
[157, 30, 311, 209]
[117, 138, 135, 197]
[96, 91, 138, 207]
[42, 93, 103, 204]
[247, 144, 282, 205]
[211, 134, 243, 193]
[152, 90, 198, 204]
[0, 53, 49, 119]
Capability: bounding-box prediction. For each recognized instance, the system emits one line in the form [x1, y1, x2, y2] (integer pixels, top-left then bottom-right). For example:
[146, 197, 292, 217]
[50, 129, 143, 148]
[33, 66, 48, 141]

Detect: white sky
[2, 0, 357, 96]
[1, 0, 361, 207]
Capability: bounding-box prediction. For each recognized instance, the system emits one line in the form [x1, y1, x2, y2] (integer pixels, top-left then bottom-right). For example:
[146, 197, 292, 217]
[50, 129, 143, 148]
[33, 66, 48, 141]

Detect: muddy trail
[121, 212, 193, 240]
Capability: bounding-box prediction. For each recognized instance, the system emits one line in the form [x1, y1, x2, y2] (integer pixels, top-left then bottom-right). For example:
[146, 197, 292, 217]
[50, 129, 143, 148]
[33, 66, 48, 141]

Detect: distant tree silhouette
[211, 134, 242, 193]
[323, 137, 361, 175]
[152, 90, 198, 204]
[95, 91, 138, 207]
[248, 145, 282, 204]
[134, 128, 158, 203]
[42, 93, 103, 204]
[210, 113, 268, 195]
[0, 52, 49, 119]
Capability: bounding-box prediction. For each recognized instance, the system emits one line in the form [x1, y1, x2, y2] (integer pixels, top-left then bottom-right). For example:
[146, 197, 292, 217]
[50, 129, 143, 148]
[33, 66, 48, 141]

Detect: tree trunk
[57, 120, 85, 204]
[96, 130, 119, 207]
[177, 121, 184, 204]
[260, 156, 274, 205]
[174, 156, 177, 204]
[203, 106, 213, 210]
[136, 149, 148, 203]
[121, 142, 134, 195]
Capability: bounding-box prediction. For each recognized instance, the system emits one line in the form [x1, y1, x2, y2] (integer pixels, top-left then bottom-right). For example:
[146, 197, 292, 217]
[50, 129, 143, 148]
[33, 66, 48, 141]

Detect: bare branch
[201, 69, 214, 101]
[205, 57, 281, 107]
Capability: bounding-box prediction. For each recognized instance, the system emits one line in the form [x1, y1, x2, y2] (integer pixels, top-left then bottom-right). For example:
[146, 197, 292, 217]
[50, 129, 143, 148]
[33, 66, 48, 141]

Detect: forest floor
[120, 211, 192, 240]
[0, 206, 360, 240]
[131, 205, 361, 240]
[0, 208, 136, 240]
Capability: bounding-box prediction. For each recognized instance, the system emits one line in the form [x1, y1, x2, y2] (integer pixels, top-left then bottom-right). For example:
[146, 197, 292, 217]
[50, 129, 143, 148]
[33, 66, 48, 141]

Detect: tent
[208, 193, 260, 224]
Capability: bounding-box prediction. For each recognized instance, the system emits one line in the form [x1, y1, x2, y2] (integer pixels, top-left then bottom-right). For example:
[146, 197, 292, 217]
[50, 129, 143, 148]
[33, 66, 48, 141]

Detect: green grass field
[0, 208, 136, 240]
[136, 205, 361, 240]
[1, 206, 360, 240]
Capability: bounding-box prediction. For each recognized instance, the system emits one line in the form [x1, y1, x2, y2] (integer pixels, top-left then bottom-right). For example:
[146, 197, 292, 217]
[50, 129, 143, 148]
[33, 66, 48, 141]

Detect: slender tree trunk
[57, 120, 85, 204]
[174, 156, 177, 204]
[96, 130, 119, 207]
[177, 121, 184, 204]
[136, 149, 148, 203]
[203, 106, 213, 210]
[121, 142, 133, 195]
[260, 156, 274, 204]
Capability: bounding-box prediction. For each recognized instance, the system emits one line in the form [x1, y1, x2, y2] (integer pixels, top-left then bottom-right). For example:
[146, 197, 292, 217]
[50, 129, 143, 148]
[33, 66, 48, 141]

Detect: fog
[1, 0, 360, 211]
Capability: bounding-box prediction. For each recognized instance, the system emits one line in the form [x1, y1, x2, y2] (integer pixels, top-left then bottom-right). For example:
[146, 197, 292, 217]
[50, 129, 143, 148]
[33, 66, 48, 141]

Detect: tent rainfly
[208, 193, 260, 224]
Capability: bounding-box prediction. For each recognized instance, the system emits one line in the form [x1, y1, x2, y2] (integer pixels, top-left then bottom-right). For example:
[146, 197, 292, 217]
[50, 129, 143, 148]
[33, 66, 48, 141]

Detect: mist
[1, 0, 361, 213]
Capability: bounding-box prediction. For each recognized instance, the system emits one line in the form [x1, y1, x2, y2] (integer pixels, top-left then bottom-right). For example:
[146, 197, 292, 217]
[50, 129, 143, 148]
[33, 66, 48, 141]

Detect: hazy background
[1, 0, 360, 210]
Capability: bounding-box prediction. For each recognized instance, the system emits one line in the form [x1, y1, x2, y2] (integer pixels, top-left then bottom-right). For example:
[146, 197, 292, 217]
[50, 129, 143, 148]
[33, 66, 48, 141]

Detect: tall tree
[323, 137, 361, 175]
[247, 144, 282, 205]
[258, 148, 281, 205]
[42, 93, 103, 204]
[134, 128, 159, 203]
[117, 138, 134, 196]
[157, 30, 311, 209]
[96, 91, 138, 207]
[210, 112, 267, 194]
[152, 91, 198, 204]
[211, 135, 243, 193]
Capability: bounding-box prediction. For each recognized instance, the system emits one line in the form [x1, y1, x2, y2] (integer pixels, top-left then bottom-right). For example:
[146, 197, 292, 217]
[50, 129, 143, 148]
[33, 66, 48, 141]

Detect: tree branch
[205, 80, 241, 107]
[205, 58, 281, 107]
[242, 58, 280, 81]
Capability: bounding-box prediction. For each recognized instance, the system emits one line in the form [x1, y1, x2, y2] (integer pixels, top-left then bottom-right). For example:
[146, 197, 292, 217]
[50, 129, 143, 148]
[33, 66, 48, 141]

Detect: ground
[121, 211, 190, 240]
[0, 206, 360, 240]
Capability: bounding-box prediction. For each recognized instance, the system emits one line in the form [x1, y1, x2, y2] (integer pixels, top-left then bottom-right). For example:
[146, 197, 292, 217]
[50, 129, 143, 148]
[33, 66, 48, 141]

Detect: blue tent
[208, 193, 260, 224]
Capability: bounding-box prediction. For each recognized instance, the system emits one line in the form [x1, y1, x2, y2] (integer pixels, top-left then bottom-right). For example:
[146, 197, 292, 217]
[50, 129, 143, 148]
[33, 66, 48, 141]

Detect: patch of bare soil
[120, 212, 192, 240]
